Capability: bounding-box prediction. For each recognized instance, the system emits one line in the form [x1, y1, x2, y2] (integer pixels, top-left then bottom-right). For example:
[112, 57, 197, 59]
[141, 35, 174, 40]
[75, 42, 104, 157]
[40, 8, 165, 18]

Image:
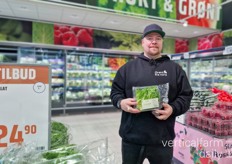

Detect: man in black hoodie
[110, 24, 193, 164]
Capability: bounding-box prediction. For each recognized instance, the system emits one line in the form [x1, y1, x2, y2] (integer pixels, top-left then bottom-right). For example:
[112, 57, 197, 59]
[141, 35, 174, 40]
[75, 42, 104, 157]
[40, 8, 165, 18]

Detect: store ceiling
[0, 0, 220, 39]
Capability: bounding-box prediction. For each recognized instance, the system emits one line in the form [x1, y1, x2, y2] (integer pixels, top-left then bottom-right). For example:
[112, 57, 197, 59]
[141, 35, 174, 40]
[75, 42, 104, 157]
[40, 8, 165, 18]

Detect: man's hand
[120, 98, 140, 114]
[152, 103, 173, 120]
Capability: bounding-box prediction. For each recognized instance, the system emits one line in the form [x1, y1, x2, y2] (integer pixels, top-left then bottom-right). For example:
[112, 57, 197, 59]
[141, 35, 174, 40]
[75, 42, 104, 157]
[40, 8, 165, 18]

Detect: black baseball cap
[142, 24, 165, 38]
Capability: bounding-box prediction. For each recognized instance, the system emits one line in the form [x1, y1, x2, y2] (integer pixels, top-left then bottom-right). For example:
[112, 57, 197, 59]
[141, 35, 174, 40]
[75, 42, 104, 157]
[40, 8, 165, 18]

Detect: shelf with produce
[66, 86, 86, 91]
[170, 47, 232, 91]
[65, 93, 86, 103]
[186, 90, 232, 138]
[66, 50, 104, 105]
[17, 47, 36, 63]
[0, 41, 140, 111]
[190, 71, 213, 74]
[212, 56, 232, 89]
[0, 45, 18, 64]
[191, 78, 213, 82]
[35, 48, 66, 108]
[51, 84, 64, 88]
[174, 60, 188, 74]
[67, 70, 102, 80]
[52, 69, 64, 76]
[191, 76, 232, 86]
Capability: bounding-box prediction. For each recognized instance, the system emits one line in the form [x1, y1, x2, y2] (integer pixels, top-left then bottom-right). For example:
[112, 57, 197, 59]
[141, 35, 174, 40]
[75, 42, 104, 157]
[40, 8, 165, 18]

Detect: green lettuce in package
[133, 83, 169, 112]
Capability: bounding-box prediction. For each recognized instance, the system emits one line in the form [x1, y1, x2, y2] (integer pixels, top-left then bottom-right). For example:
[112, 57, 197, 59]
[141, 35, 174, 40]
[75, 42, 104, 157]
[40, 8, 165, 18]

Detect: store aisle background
[52, 110, 150, 164]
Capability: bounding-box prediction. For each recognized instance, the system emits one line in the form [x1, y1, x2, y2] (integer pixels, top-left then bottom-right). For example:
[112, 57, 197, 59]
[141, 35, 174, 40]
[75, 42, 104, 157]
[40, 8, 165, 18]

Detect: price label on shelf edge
[183, 52, 189, 59]
[172, 56, 182, 60]
[223, 45, 232, 55]
[0, 64, 50, 153]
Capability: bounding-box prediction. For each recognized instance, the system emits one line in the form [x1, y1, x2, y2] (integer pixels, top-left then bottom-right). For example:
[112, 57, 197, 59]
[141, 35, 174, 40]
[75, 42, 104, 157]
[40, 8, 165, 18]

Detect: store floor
[52, 110, 151, 164]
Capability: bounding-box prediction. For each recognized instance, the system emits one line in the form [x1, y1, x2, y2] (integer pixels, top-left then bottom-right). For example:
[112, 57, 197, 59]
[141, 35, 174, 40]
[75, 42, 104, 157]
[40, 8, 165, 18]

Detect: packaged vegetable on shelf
[0, 124, 117, 164]
[189, 88, 218, 111]
[133, 83, 169, 112]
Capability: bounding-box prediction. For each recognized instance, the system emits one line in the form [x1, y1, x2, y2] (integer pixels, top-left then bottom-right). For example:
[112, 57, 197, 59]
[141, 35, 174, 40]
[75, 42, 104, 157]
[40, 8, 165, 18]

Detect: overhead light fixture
[183, 21, 188, 27]
[180, 19, 188, 27]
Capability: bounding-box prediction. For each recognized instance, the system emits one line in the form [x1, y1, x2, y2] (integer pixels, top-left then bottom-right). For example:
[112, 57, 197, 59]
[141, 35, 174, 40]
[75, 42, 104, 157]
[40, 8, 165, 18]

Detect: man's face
[142, 32, 163, 58]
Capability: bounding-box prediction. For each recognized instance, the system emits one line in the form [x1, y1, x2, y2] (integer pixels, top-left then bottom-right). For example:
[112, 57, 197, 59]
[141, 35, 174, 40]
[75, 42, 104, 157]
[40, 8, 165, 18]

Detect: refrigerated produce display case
[171, 54, 189, 77]
[190, 57, 214, 89]
[65, 49, 136, 109]
[0, 45, 18, 63]
[171, 47, 232, 90]
[0, 41, 138, 112]
[103, 54, 133, 103]
[213, 55, 232, 89]
[66, 50, 104, 106]
[2, 41, 231, 112]
[17, 46, 66, 108]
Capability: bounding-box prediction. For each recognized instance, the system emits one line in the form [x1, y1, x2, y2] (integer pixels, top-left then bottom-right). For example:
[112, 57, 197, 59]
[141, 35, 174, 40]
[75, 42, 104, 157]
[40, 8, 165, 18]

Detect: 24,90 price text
[0, 124, 37, 147]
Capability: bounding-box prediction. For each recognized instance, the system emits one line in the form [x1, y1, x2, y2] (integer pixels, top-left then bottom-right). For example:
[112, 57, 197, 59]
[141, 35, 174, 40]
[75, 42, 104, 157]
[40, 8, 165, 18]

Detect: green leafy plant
[50, 121, 70, 149]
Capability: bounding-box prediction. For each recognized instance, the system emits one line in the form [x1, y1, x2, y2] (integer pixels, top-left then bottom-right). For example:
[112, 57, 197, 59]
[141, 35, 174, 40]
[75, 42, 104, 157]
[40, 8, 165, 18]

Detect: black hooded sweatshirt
[110, 53, 193, 145]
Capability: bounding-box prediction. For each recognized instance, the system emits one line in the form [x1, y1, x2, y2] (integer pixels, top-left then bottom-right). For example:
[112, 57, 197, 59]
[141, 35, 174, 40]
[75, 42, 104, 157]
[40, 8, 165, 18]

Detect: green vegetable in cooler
[76, 92, 85, 99]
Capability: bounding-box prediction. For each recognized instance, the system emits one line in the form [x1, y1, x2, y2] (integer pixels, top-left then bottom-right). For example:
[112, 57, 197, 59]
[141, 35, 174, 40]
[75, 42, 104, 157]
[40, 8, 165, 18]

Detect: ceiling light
[183, 21, 188, 27]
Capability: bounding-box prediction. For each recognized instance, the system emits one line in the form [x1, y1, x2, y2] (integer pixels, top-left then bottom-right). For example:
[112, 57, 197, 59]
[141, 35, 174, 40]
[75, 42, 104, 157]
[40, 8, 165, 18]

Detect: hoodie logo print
[155, 70, 167, 76]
